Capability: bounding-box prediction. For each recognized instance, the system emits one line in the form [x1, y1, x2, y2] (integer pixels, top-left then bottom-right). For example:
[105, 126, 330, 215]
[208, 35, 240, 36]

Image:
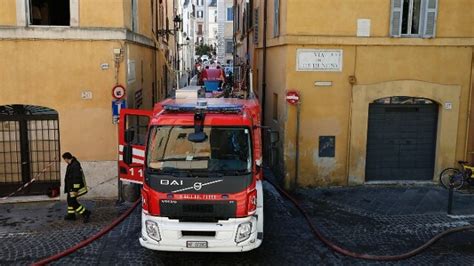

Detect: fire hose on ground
[265, 178, 474, 261]
[32, 199, 140, 266]
[31, 179, 474, 264]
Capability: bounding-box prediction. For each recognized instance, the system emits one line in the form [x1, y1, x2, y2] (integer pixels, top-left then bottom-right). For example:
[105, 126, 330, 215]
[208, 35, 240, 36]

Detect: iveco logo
[193, 182, 202, 191]
[160, 179, 183, 186]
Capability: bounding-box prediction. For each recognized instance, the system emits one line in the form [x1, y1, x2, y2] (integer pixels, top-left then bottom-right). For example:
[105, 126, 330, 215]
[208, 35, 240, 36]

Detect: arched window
[373, 96, 435, 105]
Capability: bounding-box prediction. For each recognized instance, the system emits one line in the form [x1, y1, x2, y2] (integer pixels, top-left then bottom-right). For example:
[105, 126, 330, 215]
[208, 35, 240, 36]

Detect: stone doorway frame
[348, 80, 461, 185]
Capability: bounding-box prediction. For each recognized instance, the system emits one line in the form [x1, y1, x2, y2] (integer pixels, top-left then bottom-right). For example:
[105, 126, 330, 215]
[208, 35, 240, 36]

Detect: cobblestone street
[1, 179, 473, 265]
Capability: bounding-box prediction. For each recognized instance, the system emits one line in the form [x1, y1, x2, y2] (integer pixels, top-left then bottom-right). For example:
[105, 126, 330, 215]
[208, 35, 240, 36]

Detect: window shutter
[390, 0, 403, 37]
[423, 0, 438, 38]
[273, 0, 279, 37]
[254, 8, 259, 44]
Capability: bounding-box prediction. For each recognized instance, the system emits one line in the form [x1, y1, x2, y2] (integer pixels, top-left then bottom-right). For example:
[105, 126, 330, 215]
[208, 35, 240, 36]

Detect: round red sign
[112, 85, 126, 100]
[286, 91, 300, 105]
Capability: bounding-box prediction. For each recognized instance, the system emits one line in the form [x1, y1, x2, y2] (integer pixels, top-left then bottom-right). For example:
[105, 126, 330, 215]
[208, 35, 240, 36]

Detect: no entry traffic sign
[286, 91, 300, 105]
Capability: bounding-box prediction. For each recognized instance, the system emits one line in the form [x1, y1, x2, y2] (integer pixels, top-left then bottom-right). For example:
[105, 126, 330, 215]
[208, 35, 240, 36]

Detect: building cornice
[0, 27, 155, 47]
[260, 35, 474, 48]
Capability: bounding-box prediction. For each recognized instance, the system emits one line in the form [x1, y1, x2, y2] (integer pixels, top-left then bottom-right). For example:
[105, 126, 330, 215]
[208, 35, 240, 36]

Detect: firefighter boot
[64, 214, 76, 221]
[82, 210, 91, 223]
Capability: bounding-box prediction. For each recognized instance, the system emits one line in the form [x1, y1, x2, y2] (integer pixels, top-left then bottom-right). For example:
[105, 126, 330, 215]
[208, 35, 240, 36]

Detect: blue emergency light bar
[163, 102, 243, 113]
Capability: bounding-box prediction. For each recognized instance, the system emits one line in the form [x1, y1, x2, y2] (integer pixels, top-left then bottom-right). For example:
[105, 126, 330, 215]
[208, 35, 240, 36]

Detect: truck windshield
[146, 126, 252, 173]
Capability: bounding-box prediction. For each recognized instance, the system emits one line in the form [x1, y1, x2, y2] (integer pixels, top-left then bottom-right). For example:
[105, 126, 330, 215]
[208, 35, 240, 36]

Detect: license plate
[186, 241, 208, 248]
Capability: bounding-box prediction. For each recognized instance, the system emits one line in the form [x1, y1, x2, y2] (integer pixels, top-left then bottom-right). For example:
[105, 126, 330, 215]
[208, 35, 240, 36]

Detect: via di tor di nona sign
[297, 49, 343, 72]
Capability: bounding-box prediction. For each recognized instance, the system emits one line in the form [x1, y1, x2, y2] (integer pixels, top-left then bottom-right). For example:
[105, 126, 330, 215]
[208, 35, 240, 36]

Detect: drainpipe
[233, 0, 237, 89]
[294, 102, 301, 189]
[464, 51, 474, 161]
[262, 0, 267, 123]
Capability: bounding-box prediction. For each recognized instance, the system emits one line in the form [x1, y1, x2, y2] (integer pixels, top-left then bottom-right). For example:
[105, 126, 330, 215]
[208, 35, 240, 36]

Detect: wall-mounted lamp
[178, 37, 191, 48]
[156, 15, 182, 37]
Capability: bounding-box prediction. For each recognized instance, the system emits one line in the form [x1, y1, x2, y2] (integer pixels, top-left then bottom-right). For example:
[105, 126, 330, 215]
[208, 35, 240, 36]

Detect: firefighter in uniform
[62, 152, 91, 223]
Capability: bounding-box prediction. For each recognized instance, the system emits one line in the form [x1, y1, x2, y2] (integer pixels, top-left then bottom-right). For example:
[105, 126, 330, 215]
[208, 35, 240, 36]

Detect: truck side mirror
[125, 129, 135, 143]
[123, 145, 133, 165]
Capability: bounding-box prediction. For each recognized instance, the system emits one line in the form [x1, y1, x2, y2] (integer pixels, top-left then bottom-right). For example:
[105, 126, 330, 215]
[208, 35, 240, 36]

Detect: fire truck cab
[118, 94, 264, 252]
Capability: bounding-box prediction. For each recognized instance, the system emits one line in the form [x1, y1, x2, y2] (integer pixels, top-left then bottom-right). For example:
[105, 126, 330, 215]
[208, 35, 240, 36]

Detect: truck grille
[160, 200, 236, 222]
[182, 231, 216, 237]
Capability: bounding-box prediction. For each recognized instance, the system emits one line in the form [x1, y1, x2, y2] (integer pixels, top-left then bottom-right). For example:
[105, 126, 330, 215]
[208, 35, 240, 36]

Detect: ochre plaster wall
[0, 0, 17, 26]
[79, 0, 125, 28]
[0, 40, 127, 161]
[286, 0, 474, 37]
[283, 45, 355, 187]
[125, 43, 156, 110]
[278, 45, 472, 187]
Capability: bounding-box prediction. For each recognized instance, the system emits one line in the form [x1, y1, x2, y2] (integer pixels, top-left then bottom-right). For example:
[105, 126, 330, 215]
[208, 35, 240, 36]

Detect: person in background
[216, 65, 225, 88]
[200, 65, 210, 84]
[62, 152, 91, 223]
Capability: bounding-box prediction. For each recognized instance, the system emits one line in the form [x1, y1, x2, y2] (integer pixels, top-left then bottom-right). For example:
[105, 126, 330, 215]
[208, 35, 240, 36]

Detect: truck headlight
[235, 222, 252, 243]
[145, 220, 161, 242]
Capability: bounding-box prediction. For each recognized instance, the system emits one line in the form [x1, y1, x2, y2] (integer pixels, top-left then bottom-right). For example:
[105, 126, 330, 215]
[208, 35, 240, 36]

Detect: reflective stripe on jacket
[64, 157, 88, 196]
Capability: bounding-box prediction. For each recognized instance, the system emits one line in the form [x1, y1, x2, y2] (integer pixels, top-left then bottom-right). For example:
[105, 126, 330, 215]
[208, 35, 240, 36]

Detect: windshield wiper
[189, 170, 223, 178]
[148, 167, 192, 177]
[160, 156, 210, 162]
[214, 169, 251, 176]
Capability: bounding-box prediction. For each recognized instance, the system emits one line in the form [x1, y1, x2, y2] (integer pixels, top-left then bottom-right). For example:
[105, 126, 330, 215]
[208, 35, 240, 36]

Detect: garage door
[366, 97, 438, 181]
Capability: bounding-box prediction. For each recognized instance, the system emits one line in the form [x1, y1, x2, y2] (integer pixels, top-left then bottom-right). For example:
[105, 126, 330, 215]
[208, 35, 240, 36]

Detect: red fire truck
[118, 96, 264, 252]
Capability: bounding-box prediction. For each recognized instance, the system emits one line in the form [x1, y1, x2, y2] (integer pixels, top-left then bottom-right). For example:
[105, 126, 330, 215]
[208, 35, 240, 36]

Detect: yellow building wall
[126, 43, 156, 110]
[79, 0, 125, 28]
[266, 0, 288, 38]
[0, 0, 17, 26]
[356, 46, 473, 161]
[261, 46, 288, 182]
[278, 45, 472, 187]
[123, 0, 132, 30]
[437, 0, 474, 37]
[288, 0, 388, 37]
[122, 0, 155, 39]
[240, 0, 474, 187]
[0, 40, 127, 161]
[137, 0, 153, 39]
[283, 45, 355, 187]
[286, 0, 474, 37]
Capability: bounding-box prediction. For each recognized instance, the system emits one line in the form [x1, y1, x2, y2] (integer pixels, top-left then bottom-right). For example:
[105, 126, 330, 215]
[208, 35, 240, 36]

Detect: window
[152, 0, 156, 33]
[29, 0, 70, 26]
[197, 10, 203, 18]
[273, 93, 278, 121]
[198, 24, 203, 35]
[126, 115, 150, 146]
[131, 0, 138, 32]
[246, 1, 252, 32]
[253, 8, 259, 44]
[227, 7, 233, 21]
[373, 96, 435, 105]
[225, 39, 233, 54]
[273, 0, 280, 37]
[236, 5, 240, 31]
[390, 0, 438, 38]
